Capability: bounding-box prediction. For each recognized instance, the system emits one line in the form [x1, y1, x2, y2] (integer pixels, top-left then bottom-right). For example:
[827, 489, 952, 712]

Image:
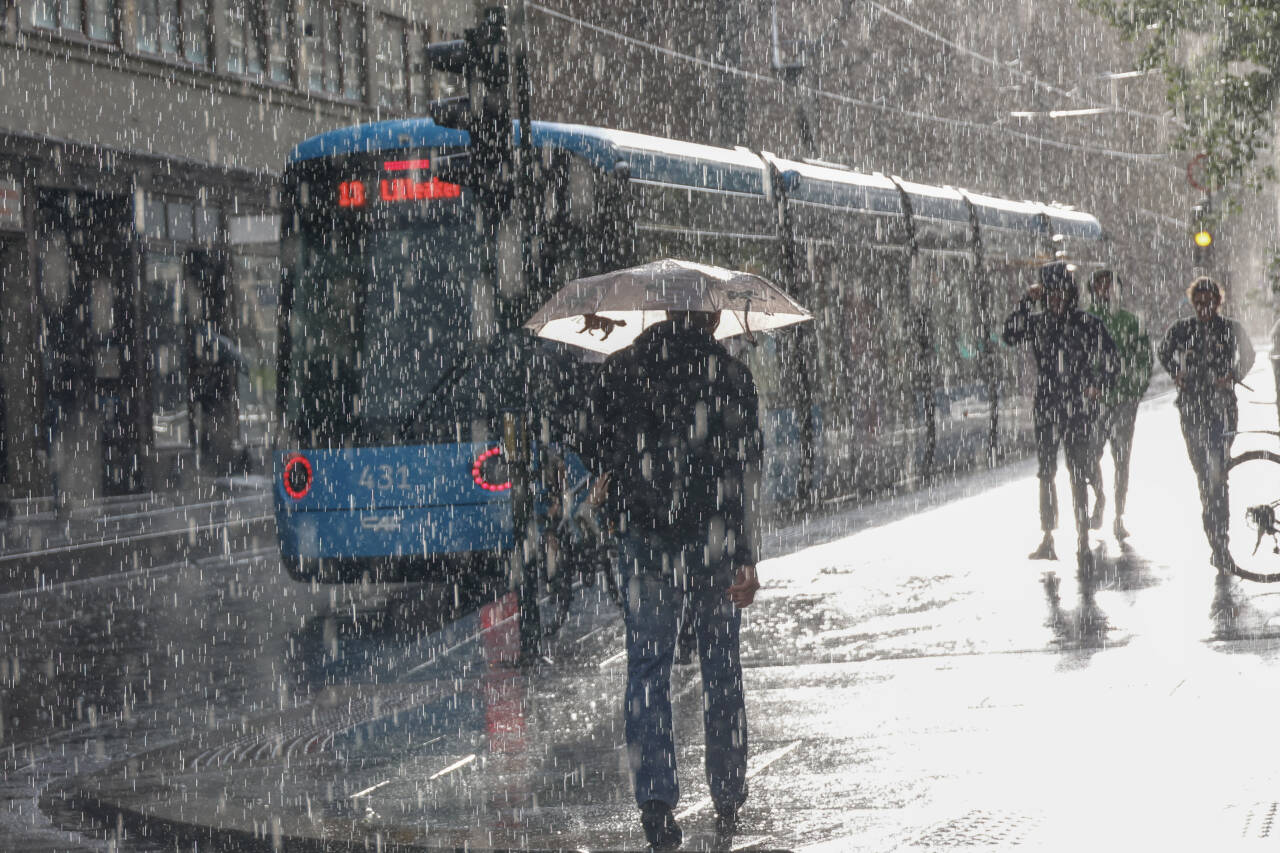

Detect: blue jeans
[618, 533, 748, 810]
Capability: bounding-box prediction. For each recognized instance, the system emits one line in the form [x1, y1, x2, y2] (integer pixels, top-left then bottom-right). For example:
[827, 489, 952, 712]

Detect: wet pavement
[9, 356, 1280, 851]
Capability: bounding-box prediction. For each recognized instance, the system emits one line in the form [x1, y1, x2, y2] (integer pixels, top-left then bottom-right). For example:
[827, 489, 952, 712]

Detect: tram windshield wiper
[397, 344, 487, 440]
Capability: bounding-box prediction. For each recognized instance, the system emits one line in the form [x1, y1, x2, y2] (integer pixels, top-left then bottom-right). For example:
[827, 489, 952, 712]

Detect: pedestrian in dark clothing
[1158, 277, 1256, 572]
[586, 310, 762, 850]
[1085, 269, 1153, 539]
[1002, 261, 1119, 564]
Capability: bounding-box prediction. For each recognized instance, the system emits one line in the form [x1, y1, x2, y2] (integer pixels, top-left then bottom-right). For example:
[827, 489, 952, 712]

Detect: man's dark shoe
[714, 802, 739, 836]
[640, 800, 682, 851]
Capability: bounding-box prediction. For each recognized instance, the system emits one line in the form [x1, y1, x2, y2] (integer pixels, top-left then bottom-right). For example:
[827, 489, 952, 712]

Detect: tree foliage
[1080, 0, 1280, 200]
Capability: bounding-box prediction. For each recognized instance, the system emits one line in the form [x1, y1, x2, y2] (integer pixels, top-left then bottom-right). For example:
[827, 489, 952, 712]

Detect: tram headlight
[472, 446, 512, 492]
[283, 454, 314, 500]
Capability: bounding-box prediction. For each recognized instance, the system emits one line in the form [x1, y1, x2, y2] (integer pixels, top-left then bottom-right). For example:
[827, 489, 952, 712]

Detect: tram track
[0, 508, 275, 595]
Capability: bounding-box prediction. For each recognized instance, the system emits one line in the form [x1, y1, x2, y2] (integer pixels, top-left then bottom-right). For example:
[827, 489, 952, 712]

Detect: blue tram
[275, 118, 1105, 582]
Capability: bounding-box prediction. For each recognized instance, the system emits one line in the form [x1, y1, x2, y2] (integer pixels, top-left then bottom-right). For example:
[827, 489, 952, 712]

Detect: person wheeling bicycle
[1003, 261, 1119, 566]
[1158, 277, 1256, 574]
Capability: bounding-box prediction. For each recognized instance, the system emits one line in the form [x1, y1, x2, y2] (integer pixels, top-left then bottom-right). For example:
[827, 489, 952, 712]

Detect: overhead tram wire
[525, 1, 1177, 167]
[858, 0, 1179, 127]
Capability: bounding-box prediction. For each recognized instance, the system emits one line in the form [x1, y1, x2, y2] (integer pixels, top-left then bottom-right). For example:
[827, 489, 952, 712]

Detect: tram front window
[284, 191, 488, 447]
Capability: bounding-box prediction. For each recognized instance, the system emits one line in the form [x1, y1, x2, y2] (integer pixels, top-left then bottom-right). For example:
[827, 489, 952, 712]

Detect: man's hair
[1038, 261, 1078, 309]
[1089, 268, 1114, 289]
[1186, 276, 1224, 305]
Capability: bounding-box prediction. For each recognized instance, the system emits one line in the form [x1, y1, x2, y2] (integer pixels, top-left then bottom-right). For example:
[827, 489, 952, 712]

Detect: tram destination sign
[0, 178, 21, 231]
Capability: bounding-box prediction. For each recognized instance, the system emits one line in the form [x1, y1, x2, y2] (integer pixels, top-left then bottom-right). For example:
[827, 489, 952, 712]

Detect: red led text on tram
[379, 177, 462, 202]
[337, 180, 367, 207]
[336, 176, 461, 207]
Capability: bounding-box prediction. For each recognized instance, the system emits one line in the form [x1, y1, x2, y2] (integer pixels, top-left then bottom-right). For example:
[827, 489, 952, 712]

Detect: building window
[374, 13, 406, 113]
[226, 0, 264, 76]
[339, 4, 364, 100]
[265, 0, 290, 84]
[137, 0, 208, 65]
[304, 0, 363, 100]
[29, 0, 116, 40]
[86, 0, 113, 40]
[408, 24, 430, 113]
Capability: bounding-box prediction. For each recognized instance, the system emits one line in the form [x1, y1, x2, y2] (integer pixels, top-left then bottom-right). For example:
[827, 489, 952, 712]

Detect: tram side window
[919, 255, 981, 413]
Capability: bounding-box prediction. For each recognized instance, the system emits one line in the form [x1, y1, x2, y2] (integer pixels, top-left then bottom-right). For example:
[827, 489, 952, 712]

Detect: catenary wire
[525, 1, 1177, 166]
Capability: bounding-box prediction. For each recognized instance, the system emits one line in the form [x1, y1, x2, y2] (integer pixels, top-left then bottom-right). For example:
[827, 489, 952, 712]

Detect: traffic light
[425, 5, 520, 179]
[1192, 198, 1214, 270]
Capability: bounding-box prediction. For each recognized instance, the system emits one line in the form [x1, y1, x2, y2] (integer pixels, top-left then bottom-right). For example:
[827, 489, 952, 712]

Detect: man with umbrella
[527, 259, 810, 848]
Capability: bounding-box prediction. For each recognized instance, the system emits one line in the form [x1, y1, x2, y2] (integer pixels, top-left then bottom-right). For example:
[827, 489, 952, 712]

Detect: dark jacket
[1158, 315, 1255, 417]
[1002, 297, 1120, 422]
[588, 321, 762, 566]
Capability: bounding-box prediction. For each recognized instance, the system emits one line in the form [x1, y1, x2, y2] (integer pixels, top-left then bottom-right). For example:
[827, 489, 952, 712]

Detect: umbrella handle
[741, 299, 757, 346]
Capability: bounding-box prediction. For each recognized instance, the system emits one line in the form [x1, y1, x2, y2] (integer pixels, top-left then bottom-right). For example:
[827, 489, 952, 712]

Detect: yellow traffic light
[1194, 229, 1213, 248]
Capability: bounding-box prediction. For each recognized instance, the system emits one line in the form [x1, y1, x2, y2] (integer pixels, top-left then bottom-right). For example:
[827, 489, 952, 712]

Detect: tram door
[36, 191, 138, 503]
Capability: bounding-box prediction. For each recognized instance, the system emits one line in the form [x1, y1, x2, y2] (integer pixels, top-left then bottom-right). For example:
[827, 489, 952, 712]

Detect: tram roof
[763, 155, 903, 217]
[288, 118, 1102, 239]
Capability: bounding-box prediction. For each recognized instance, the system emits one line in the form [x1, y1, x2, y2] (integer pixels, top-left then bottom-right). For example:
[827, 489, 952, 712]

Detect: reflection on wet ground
[1209, 574, 1280, 643]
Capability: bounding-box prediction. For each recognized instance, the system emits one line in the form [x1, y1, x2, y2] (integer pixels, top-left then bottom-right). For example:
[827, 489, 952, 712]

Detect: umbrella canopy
[524, 258, 812, 355]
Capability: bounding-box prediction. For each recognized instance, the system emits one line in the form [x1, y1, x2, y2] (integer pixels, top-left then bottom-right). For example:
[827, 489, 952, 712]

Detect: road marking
[429, 753, 476, 779]
[349, 779, 392, 799]
[675, 739, 801, 820]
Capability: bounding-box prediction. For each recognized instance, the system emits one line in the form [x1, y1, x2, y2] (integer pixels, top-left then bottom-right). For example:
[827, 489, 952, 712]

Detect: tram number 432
[359, 465, 412, 491]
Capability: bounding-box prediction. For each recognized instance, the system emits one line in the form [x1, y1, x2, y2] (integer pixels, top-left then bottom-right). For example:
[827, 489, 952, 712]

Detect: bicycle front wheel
[1226, 449, 1280, 582]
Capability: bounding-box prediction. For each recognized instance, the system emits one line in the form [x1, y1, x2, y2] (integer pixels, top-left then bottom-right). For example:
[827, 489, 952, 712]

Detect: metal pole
[504, 410, 540, 662]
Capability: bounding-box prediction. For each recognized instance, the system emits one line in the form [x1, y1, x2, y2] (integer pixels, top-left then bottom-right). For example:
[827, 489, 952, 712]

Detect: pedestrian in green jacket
[1086, 269, 1153, 540]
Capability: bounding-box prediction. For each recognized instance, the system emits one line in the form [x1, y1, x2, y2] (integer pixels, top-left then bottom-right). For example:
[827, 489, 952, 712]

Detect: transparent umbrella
[523, 258, 812, 355]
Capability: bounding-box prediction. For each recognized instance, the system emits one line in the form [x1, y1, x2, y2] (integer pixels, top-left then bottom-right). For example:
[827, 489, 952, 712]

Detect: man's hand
[727, 565, 760, 608]
[1083, 386, 1100, 401]
[586, 473, 611, 507]
[1214, 374, 1235, 390]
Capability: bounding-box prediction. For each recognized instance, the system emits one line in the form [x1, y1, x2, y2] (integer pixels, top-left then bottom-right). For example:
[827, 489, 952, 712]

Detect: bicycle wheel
[1226, 449, 1280, 582]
